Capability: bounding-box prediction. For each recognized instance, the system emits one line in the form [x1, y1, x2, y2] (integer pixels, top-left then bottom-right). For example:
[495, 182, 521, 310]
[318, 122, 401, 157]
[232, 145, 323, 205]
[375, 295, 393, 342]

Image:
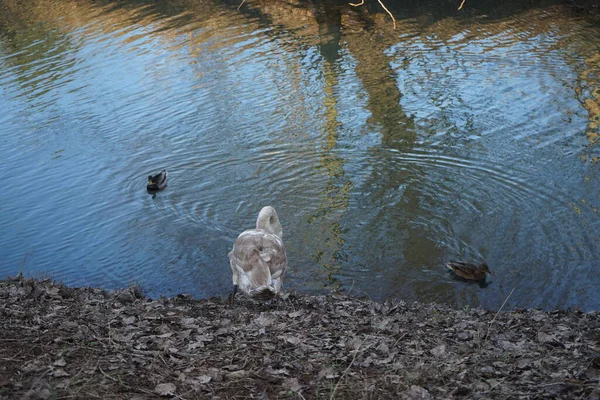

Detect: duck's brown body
[446, 261, 492, 281]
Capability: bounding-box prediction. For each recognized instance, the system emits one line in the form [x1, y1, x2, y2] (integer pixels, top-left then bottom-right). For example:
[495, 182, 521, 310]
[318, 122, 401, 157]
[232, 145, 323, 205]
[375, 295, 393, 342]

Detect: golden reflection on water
[2, 0, 600, 308]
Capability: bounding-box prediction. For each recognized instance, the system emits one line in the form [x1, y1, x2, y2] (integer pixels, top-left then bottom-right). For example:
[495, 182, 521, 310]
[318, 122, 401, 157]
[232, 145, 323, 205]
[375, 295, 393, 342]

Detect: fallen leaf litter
[1, 275, 599, 399]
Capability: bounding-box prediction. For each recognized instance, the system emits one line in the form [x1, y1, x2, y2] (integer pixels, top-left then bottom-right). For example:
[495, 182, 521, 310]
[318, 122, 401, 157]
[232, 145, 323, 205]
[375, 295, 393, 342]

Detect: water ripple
[1, 1, 600, 309]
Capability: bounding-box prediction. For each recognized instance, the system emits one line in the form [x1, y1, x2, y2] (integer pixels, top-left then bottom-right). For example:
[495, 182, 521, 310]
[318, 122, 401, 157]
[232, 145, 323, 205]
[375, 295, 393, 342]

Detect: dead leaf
[284, 335, 301, 345]
[53, 358, 67, 367]
[188, 341, 204, 350]
[376, 342, 390, 355]
[226, 370, 248, 379]
[430, 344, 446, 357]
[264, 366, 289, 376]
[52, 368, 70, 378]
[179, 317, 196, 326]
[318, 366, 338, 379]
[196, 375, 212, 384]
[375, 318, 391, 330]
[346, 337, 362, 351]
[283, 377, 302, 393]
[516, 359, 531, 369]
[154, 383, 176, 397]
[222, 364, 242, 371]
[254, 314, 274, 327]
[408, 385, 431, 399]
[537, 332, 557, 344]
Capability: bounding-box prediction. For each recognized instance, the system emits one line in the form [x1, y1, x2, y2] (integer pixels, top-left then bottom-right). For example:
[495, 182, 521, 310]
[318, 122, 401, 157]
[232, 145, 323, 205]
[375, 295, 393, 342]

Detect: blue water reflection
[1, 0, 599, 310]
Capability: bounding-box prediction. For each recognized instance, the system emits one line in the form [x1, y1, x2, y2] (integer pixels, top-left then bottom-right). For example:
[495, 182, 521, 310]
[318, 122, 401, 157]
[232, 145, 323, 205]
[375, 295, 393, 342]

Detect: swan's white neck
[256, 206, 283, 238]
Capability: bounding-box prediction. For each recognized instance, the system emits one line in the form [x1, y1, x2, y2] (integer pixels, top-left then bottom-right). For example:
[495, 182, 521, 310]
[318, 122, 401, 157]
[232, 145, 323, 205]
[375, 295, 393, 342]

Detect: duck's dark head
[147, 180, 158, 191]
[480, 263, 494, 275]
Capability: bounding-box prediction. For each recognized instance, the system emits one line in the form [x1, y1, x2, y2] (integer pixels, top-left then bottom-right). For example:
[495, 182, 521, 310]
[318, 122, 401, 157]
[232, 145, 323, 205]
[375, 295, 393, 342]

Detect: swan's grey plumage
[228, 206, 288, 303]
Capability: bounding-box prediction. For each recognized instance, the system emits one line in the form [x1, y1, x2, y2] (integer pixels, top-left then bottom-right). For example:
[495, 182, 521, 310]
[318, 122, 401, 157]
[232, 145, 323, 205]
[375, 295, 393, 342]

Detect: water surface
[1, 0, 600, 310]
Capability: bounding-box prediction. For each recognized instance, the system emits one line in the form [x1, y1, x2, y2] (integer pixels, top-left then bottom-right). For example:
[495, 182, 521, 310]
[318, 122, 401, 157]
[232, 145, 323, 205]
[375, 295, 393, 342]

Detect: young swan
[228, 206, 288, 304]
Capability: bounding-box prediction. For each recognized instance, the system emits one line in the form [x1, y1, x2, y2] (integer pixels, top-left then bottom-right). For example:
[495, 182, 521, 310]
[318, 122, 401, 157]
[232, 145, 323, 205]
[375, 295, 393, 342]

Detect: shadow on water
[1, 0, 600, 309]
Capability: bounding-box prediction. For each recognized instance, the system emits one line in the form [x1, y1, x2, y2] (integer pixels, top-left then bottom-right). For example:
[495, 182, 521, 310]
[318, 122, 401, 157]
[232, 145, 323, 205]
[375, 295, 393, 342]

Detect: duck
[228, 206, 288, 304]
[446, 261, 493, 281]
[147, 169, 168, 191]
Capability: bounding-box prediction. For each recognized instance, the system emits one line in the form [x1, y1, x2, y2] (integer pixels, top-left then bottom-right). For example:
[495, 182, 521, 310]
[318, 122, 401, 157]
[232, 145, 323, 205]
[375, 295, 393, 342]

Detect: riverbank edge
[1, 275, 599, 399]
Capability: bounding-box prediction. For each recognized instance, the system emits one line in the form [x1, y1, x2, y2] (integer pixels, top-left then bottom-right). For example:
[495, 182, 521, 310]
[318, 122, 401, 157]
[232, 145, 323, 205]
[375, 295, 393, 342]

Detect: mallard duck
[147, 170, 167, 191]
[228, 206, 288, 304]
[446, 261, 493, 281]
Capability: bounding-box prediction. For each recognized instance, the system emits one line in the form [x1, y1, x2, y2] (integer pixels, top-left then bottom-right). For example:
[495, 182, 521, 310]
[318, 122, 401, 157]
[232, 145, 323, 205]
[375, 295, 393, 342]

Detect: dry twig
[458, 0, 466, 10]
[484, 287, 515, 342]
[330, 340, 364, 399]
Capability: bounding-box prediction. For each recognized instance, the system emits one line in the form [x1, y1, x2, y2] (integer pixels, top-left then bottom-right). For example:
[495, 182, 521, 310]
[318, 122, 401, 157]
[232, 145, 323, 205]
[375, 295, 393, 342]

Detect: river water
[1, 0, 599, 310]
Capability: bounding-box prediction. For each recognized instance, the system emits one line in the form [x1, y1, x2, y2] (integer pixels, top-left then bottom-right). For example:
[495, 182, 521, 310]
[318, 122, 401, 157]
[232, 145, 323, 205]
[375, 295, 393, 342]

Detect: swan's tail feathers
[250, 286, 277, 302]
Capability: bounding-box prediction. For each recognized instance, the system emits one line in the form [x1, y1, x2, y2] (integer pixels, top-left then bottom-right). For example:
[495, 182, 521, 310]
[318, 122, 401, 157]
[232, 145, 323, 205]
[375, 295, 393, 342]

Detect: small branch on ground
[237, 0, 246, 11]
[458, 0, 466, 10]
[330, 340, 364, 399]
[484, 287, 515, 342]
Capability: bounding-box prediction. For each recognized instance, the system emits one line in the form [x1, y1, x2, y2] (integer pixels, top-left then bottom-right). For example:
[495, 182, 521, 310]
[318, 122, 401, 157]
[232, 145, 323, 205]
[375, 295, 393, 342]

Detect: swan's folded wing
[229, 231, 261, 273]
[263, 236, 288, 280]
[229, 229, 287, 289]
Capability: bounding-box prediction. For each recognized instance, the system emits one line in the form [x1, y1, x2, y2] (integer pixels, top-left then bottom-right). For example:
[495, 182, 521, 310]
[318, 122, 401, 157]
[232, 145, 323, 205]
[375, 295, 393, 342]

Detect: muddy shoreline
[1, 276, 599, 399]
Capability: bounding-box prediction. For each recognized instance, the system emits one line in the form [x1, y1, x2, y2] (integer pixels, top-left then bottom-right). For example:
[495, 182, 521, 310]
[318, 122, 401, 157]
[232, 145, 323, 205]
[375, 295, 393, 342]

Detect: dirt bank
[0, 276, 599, 399]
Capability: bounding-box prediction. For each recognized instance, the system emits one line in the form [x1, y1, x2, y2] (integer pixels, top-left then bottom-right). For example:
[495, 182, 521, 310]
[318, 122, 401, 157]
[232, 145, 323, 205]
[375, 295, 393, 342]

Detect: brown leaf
[284, 335, 301, 345]
[430, 344, 446, 357]
[187, 341, 204, 350]
[376, 342, 390, 355]
[537, 332, 557, 344]
[346, 337, 362, 351]
[179, 318, 196, 326]
[222, 364, 243, 371]
[283, 377, 302, 393]
[226, 370, 248, 379]
[318, 366, 338, 379]
[196, 375, 212, 384]
[154, 383, 176, 397]
[52, 368, 70, 378]
[53, 358, 67, 367]
[264, 366, 289, 376]
[408, 385, 431, 399]
[254, 314, 274, 327]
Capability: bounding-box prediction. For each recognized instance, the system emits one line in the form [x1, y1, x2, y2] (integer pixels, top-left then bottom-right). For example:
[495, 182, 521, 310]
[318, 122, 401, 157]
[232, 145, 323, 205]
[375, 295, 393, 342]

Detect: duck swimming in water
[228, 206, 288, 304]
[446, 261, 493, 281]
[147, 170, 167, 191]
